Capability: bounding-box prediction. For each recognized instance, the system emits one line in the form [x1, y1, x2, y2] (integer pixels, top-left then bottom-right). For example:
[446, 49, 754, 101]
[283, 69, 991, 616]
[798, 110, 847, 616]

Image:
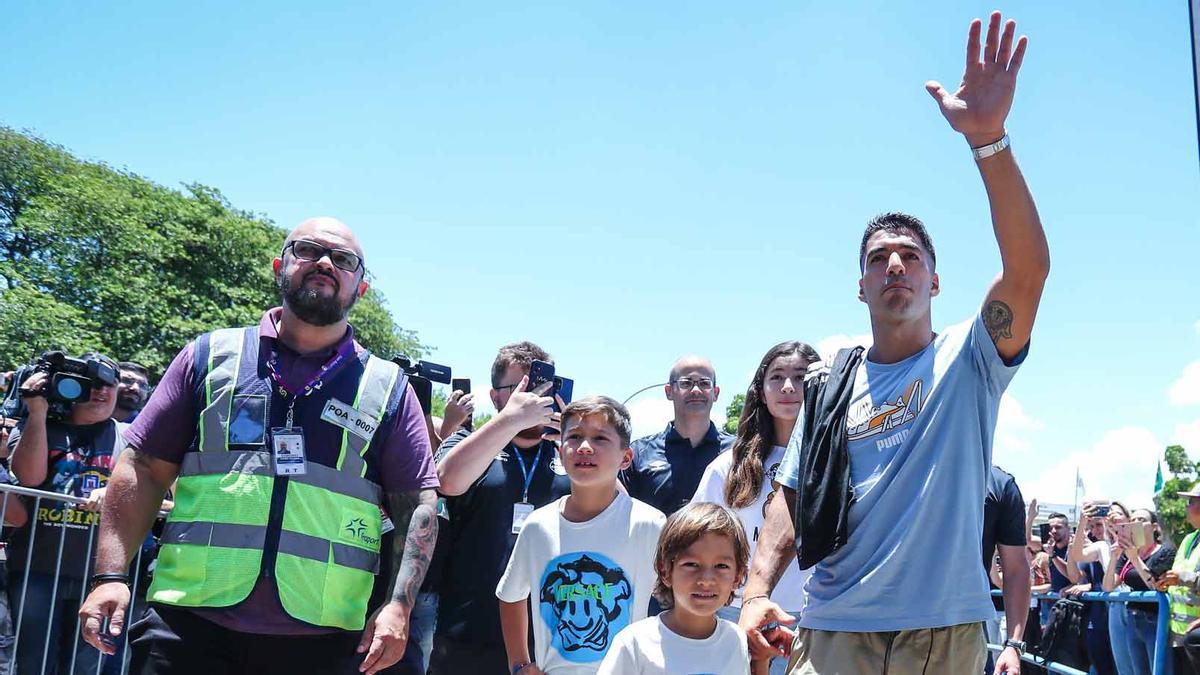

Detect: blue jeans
[410, 592, 438, 671]
[1109, 604, 1172, 675]
[9, 572, 124, 675]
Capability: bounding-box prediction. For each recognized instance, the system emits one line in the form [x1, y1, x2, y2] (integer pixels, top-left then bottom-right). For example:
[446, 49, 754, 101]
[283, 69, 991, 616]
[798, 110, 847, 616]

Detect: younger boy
[496, 396, 666, 674]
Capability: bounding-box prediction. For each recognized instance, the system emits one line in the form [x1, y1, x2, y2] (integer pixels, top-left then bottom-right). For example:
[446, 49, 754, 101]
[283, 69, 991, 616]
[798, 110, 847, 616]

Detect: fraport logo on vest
[342, 516, 380, 548]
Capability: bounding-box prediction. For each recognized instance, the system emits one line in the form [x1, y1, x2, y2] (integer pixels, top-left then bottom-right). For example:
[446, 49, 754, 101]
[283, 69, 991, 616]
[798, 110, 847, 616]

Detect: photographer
[7, 351, 127, 675]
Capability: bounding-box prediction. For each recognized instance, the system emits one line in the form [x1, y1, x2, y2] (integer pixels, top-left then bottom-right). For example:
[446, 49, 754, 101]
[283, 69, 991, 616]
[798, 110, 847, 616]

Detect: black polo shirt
[431, 429, 572, 648]
[620, 421, 734, 517]
[982, 465, 1027, 611]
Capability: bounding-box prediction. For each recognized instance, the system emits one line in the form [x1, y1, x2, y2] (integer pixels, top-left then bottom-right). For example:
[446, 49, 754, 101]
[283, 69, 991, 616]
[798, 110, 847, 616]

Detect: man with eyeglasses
[621, 355, 734, 518]
[114, 362, 152, 423]
[78, 217, 440, 675]
[428, 341, 571, 674]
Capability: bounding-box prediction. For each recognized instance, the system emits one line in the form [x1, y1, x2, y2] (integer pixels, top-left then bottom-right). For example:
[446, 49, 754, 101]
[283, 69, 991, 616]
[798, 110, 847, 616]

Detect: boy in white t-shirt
[496, 396, 666, 675]
[598, 502, 757, 675]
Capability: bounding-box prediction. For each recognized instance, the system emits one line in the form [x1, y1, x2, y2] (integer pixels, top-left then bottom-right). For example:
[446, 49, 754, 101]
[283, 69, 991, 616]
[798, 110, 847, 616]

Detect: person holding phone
[1064, 500, 1130, 675]
[1104, 508, 1176, 675]
[429, 342, 572, 674]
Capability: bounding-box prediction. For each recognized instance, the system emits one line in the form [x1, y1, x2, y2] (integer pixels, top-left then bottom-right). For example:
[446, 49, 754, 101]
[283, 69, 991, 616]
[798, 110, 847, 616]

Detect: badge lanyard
[512, 443, 544, 503]
[265, 341, 355, 429]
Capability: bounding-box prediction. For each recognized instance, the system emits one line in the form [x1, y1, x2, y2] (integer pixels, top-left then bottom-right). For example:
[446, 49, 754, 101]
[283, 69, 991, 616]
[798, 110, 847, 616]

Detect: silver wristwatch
[972, 133, 1011, 161]
[1003, 638, 1027, 656]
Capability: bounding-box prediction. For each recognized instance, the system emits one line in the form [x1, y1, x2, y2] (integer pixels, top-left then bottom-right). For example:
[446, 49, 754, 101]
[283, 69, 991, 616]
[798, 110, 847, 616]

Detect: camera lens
[55, 378, 83, 401]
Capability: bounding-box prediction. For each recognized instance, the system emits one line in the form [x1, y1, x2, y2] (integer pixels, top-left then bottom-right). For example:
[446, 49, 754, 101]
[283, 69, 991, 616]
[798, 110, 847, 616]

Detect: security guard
[1164, 484, 1200, 651]
[78, 218, 440, 675]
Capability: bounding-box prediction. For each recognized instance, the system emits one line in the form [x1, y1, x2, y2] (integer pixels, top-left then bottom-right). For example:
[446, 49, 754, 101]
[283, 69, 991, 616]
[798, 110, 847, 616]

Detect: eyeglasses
[673, 378, 714, 391]
[494, 383, 519, 393]
[284, 240, 363, 273]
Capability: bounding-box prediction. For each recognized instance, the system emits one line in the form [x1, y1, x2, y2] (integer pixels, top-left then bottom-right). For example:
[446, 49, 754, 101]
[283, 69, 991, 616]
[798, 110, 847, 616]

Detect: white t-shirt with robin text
[596, 615, 750, 675]
[496, 491, 666, 674]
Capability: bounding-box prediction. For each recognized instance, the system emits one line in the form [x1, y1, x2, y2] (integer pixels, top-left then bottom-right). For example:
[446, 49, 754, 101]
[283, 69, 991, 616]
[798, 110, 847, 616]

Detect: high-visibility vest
[1170, 531, 1200, 639]
[147, 326, 406, 631]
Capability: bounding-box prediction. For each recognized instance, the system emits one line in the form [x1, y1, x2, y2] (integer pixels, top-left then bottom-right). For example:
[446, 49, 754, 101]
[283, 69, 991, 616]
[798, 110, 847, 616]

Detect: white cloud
[1170, 362, 1200, 407]
[993, 393, 1044, 459]
[815, 333, 872, 360]
[1174, 417, 1200, 454]
[1018, 427, 1162, 508]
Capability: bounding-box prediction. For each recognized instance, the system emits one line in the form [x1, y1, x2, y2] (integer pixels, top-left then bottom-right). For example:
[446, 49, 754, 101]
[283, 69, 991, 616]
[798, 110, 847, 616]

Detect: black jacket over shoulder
[794, 346, 863, 570]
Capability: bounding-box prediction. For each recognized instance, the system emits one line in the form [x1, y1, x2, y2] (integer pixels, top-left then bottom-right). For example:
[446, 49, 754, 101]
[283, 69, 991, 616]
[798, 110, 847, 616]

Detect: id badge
[512, 502, 534, 535]
[270, 427, 307, 476]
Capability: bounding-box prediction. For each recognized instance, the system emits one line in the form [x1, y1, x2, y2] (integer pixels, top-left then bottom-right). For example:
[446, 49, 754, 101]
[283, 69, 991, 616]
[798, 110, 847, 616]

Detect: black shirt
[431, 429, 571, 648]
[620, 421, 734, 517]
[982, 466, 1026, 611]
[1117, 545, 1177, 617]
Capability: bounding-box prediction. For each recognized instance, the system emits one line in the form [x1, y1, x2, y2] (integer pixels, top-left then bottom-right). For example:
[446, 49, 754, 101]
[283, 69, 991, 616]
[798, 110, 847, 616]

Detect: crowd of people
[0, 10, 1186, 675]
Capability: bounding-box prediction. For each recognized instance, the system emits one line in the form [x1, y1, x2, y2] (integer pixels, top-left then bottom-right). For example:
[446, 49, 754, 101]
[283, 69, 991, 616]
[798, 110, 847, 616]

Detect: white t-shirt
[496, 491, 666, 674]
[692, 445, 810, 612]
[597, 615, 749, 675]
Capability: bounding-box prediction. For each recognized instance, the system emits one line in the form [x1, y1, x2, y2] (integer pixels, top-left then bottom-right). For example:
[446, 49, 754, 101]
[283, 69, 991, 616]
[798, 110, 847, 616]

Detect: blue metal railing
[986, 590, 1171, 675]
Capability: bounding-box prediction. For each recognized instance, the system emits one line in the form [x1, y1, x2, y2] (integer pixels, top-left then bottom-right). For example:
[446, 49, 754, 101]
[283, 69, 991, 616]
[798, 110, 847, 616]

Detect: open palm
[926, 12, 1028, 145]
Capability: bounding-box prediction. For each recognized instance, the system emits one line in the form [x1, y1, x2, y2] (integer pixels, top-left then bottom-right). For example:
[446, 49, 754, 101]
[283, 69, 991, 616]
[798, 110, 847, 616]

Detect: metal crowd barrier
[986, 589, 1171, 675]
[0, 482, 163, 675]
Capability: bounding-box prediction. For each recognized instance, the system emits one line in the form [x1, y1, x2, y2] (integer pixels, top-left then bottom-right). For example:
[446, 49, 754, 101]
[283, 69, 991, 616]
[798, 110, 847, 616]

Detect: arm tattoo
[983, 300, 1014, 343]
[386, 489, 438, 608]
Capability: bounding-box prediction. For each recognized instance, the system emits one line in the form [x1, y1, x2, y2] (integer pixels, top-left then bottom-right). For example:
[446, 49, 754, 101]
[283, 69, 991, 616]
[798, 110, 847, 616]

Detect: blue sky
[5, 1, 1198, 510]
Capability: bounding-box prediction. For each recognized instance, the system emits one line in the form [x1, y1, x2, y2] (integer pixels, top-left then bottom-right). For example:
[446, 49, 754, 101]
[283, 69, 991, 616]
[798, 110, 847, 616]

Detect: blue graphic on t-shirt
[538, 551, 633, 663]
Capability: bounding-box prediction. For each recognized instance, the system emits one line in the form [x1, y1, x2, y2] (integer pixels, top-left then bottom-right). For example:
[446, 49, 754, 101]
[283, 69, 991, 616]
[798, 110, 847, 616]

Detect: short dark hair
[561, 396, 632, 449]
[859, 212, 937, 272]
[1048, 512, 1069, 523]
[652, 502, 750, 609]
[490, 341, 551, 388]
[118, 361, 150, 382]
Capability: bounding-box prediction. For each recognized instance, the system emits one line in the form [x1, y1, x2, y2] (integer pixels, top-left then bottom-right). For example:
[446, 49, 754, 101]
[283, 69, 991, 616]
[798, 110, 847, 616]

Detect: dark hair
[490, 341, 551, 388]
[1048, 512, 1069, 522]
[652, 502, 750, 609]
[859, 212, 937, 272]
[724, 342, 820, 509]
[561, 396, 632, 449]
[118, 361, 150, 382]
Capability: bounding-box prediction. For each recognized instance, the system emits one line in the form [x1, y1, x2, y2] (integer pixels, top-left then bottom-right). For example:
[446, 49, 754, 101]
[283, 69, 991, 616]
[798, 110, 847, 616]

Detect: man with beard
[114, 362, 152, 423]
[77, 218, 440, 675]
[429, 341, 572, 674]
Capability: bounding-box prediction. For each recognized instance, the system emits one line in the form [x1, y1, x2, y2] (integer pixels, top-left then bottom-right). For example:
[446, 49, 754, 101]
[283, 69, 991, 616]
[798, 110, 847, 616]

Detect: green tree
[724, 393, 745, 435]
[0, 128, 424, 375]
[1154, 444, 1197, 545]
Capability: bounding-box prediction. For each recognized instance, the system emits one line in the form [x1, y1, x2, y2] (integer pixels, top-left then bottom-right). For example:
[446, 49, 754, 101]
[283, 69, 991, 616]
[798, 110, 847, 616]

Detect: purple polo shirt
[126, 308, 437, 635]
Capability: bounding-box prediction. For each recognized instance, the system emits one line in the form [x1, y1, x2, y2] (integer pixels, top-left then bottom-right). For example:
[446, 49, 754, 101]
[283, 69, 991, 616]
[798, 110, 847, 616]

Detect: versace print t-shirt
[496, 491, 666, 673]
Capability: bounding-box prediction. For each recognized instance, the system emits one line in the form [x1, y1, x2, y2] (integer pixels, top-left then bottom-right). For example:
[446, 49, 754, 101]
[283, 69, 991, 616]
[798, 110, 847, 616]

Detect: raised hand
[926, 11, 1028, 147]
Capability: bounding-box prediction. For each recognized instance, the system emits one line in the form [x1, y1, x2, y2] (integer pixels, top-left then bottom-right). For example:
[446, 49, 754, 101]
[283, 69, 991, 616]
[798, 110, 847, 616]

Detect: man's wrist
[966, 129, 1007, 148]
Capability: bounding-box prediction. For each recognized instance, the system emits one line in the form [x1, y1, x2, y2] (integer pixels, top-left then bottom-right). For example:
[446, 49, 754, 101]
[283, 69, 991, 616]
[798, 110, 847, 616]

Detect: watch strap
[972, 133, 1011, 161]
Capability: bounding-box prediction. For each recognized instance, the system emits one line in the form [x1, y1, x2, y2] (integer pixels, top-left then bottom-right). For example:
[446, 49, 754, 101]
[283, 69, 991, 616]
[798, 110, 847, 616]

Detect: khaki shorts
[785, 622, 986, 675]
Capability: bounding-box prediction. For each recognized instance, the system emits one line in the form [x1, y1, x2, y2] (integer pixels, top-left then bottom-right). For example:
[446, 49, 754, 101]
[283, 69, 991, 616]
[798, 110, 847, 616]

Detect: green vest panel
[148, 327, 400, 630]
[1170, 531, 1200, 638]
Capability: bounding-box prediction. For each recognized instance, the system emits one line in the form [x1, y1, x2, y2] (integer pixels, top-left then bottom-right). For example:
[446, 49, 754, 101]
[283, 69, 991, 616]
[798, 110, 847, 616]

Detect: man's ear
[272, 257, 283, 276]
[858, 277, 866, 303]
[663, 384, 674, 401]
[356, 277, 370, 299]
[712, 385, 720, 401]
[619, 447, 633, 471]
[490, 390, 502, 410]
[930, 272, 940, 298]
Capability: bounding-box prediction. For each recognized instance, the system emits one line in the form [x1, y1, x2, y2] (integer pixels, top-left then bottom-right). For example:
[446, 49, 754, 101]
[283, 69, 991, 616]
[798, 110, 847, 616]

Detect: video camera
[392, 356, 452, 416]
[2, 351, 118, 421]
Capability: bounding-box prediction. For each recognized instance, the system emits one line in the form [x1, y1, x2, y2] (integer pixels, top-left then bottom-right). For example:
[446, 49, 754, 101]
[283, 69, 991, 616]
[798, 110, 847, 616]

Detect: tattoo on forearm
[983, 300, 1014, 342]
[388, 491, 438, 608]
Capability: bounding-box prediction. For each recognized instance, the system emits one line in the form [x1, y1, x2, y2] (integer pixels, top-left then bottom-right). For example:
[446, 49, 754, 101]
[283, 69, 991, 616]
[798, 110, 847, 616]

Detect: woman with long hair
[691, 340, 820, 675]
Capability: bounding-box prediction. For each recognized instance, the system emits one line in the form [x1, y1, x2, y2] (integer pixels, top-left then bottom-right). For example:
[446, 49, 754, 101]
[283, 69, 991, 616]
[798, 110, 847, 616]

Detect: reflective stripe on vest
[1170, 531, 1200, 637]
[149, 327, 400, 630]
